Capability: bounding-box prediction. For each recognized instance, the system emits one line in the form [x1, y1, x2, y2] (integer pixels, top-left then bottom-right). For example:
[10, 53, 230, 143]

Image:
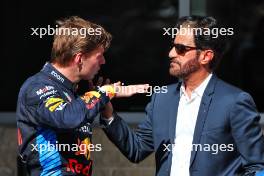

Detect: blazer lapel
[167, 81, 181, 170]
[189, 74, 218, 167]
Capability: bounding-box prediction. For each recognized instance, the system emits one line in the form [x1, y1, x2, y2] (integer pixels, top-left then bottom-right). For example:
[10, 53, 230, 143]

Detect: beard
[169, 56, 200, 78]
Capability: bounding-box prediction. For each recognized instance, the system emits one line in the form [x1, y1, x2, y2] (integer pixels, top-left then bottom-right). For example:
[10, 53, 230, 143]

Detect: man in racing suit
[17, 61, 113, 175]
[16, 16, 147, 176]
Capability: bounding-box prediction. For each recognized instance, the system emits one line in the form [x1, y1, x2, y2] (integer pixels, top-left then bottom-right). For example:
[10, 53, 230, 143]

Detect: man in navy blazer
[101, 16, 264, 176]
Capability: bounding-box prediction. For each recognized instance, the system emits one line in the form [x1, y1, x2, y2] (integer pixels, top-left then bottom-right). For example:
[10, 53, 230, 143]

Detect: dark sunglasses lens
[175, 44, 186, 54]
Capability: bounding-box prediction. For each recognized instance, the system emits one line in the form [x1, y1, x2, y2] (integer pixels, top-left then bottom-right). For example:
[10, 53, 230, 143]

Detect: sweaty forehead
[174, 27, 195, 46]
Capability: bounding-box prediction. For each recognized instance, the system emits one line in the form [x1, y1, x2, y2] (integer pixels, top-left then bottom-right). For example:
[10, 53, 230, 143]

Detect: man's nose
[168, 47, 177, 59]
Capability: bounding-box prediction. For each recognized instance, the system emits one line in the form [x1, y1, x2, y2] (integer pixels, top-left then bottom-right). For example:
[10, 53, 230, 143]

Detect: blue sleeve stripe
[37, 128, 62, 176]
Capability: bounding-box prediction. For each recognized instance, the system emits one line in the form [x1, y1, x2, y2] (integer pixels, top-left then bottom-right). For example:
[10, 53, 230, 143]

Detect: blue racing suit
[16, 62, 110, 176]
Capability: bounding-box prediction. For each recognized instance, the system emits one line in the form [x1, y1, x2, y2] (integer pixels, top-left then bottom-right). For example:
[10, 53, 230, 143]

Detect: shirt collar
[41, 62, 77, 92]
[180, 73, 213, 98]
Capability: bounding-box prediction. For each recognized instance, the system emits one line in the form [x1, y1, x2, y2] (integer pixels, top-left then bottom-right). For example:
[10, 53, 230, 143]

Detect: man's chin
[169, 69, 181, 78]
[170, 71, 189, 79]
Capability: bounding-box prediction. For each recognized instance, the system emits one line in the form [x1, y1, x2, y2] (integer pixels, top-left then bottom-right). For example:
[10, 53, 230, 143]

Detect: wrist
[101, 111, 113, 119]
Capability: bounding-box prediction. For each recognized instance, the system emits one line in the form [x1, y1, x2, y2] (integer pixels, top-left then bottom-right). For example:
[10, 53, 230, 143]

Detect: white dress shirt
[170, 73, 212, 176]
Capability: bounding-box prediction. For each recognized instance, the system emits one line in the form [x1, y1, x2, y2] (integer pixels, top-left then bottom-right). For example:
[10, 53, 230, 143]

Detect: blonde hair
[51, 16, 112, 66]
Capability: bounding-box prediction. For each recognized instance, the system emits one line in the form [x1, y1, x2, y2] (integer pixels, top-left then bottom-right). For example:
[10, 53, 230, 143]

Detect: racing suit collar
[41, 62, 78, 92]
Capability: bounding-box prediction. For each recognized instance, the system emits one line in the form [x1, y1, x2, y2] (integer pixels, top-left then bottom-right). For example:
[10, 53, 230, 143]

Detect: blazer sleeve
[230, 92, 264, 175]
[103, 94, 156, 163]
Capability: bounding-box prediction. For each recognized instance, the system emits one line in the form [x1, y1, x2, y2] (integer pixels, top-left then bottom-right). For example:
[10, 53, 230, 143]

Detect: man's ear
[199, 50, 214, 65]
[73, 53, 83, 65]
[72, 53, 83, 71]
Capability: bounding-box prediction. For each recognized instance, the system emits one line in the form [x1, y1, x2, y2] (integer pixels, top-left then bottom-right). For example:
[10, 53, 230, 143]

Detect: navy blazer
[104, 75, 264, 176]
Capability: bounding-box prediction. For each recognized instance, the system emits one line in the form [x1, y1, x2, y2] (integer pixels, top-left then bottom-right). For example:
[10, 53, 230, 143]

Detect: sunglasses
[171, 43, 200, 55]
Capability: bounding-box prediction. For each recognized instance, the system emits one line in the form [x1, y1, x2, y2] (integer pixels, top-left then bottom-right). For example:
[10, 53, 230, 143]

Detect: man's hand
[101, 102, 114, 119]
[88, 77, 110, 90]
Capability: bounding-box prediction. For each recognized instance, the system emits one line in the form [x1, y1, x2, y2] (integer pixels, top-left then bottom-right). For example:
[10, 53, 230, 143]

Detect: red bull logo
[75, 138, 91, 160]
